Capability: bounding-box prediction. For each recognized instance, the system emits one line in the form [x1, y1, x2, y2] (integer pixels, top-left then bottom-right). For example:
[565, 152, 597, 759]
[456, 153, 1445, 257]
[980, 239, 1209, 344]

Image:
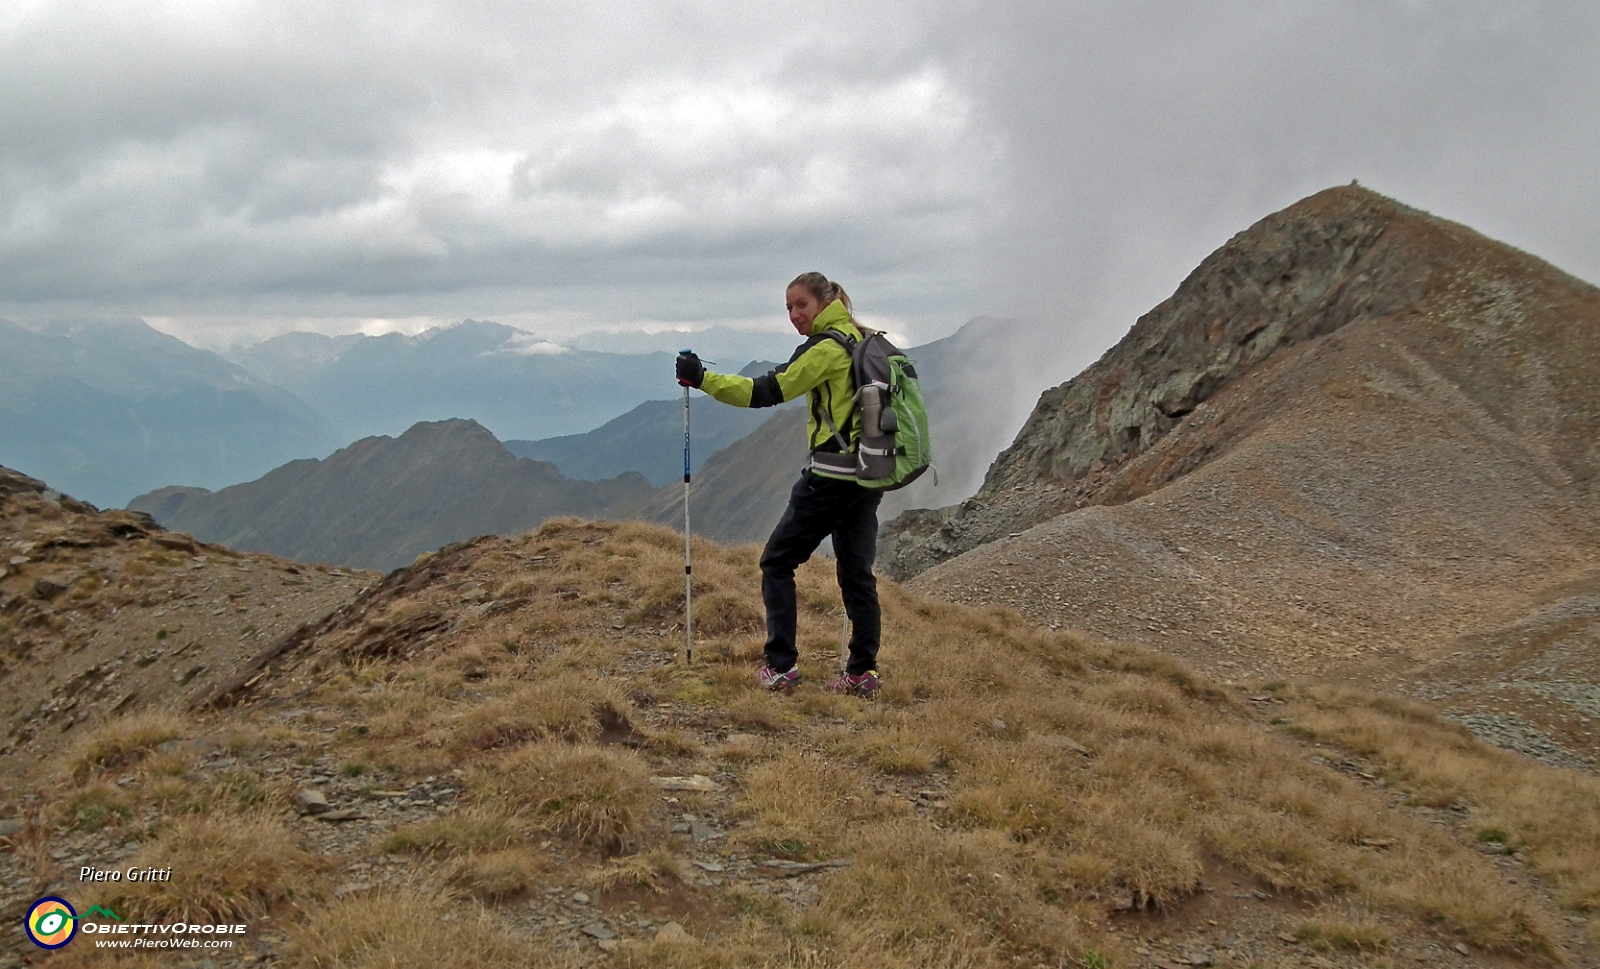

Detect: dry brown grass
[638, 723, 704, 757]
[66, 711, 187, 779]
[733, 751, 909, 858]
[1274, 682, 1600, 912]
[31, 518, 1580, 969]
[743, 571, 1558, 957]
[470, 740, 657, 853]
[291, 889, 572, 969]
[447, 674, 632, 752]
[443, 847, 550, 900]
[724, 692, 789, 732]
[491, 525, 1572, 958]
[379, 806, 522, 856]
[97, 813, 318, 922]
[1294, 912, 1393, 952]
[584, 847, 687, 894]
[713, 732, 767, 762]
[575, 521, 764, 637]
[812, 822, 1098, 963]
[619, 924, 1001, 969]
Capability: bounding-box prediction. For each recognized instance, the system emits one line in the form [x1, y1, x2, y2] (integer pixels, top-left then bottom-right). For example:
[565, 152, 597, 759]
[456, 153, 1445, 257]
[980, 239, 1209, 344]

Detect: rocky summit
[882, 185, 1600, 768]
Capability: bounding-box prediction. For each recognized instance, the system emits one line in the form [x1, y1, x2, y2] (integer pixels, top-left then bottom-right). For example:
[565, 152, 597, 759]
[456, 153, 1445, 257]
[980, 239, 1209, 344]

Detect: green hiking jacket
[699, 299, 861, 455]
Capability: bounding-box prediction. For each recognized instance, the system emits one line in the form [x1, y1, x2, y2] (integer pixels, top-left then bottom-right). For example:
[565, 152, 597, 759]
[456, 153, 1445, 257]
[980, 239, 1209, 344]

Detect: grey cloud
[1, 0, 1597, 358]
[954, 1, 1600, 360]
[0, 1, 984, 334]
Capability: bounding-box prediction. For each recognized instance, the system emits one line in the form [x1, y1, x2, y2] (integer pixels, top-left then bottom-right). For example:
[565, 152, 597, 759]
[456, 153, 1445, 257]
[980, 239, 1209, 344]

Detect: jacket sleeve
[699, 337, 849, 408]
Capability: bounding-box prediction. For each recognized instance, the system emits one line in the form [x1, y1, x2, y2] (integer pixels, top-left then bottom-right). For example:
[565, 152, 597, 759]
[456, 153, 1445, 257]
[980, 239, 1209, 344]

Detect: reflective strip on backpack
[808, 450, 859, 477]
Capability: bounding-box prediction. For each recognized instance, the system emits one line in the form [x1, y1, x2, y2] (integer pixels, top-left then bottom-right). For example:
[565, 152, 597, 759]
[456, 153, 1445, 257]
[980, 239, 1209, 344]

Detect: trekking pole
[679, 351, 694, 666]
[838, 611, 849, 676]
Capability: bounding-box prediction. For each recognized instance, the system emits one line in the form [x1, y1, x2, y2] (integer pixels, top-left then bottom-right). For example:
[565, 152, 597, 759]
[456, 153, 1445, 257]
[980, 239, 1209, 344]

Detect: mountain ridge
[503, 360, 794, 486]
[129, 419, 655, 571]
[881, 185, 1600, 578]
[893, 184, 1600, 769]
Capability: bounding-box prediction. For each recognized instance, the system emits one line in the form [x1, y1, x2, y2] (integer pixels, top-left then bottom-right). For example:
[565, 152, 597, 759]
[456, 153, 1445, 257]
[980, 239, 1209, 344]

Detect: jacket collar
[810, 299, 856, 338]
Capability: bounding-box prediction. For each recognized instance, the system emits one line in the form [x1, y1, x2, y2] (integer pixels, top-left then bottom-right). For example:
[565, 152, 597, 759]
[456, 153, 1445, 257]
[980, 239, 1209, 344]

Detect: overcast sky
[2, 0, 1596, 363]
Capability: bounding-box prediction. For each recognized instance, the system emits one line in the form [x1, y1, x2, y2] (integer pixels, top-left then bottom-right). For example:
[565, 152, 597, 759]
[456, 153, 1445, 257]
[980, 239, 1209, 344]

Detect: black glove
[676, 351, 704, 388]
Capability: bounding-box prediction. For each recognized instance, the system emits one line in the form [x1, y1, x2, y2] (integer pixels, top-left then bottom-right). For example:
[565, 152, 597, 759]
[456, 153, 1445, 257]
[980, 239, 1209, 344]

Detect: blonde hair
[788, 271, 852, 313]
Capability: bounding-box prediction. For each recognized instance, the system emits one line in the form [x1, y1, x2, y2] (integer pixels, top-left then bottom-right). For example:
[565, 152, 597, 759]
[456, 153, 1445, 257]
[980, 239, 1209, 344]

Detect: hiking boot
[826, 670, 881, 697]
[757, 665, 802, 691]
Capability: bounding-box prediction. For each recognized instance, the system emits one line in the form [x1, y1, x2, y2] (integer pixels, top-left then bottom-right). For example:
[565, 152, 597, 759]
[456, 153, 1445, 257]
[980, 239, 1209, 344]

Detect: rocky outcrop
[879, 184, 1590, 579]
[889, 182, 1600, 767]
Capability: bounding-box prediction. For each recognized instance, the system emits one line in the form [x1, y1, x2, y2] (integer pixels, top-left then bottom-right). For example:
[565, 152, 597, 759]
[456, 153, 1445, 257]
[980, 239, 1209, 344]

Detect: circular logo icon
[25, 896, 77, 949]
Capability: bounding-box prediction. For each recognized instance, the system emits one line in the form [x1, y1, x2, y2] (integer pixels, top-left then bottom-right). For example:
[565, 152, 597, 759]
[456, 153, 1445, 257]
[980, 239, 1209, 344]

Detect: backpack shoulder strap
[817, 329, 857, 352]
[813, 329, 859, 452]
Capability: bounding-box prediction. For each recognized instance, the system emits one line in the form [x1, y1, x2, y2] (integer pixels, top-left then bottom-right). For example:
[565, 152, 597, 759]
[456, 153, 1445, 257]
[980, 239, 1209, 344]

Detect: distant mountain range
[131, 419, 655, 571]
[630, 407, 809, 545]
[0, 319, 337, 508]
[503, 361, 794, 487]
[126, 316, 1065, 566]
[226, 320, 681, 443]
[0, 317, 789, 507]
[129, 408, 810, 568]
[127, 407, 800, 569]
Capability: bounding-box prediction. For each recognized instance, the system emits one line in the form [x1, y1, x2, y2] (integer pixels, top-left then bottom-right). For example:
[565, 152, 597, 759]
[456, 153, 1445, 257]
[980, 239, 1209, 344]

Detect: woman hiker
[675, 272, 882, 697]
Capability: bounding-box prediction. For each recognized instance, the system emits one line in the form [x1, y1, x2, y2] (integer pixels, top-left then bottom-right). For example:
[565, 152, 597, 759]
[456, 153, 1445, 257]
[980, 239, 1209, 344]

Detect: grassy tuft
[734, 752, 908, 858]
[819, 821, 1093, 959]
[472, 741, 657, 853]
[585, 847, 687, 894]
[66, 711, 186, 779]
[379, 807, 520, 855]
[62, 785, 131, 831]
[1294, 916, 1392, 952]
[293, 889, 566, 969]
[444, 847, 549, 900]
[725, 693, 789, 733]
[448, 674, 631, 752]
[104, 813, 317, 922]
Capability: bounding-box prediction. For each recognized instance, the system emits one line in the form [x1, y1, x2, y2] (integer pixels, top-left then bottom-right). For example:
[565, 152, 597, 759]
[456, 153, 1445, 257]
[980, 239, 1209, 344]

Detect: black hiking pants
[760, 471, 883, 676]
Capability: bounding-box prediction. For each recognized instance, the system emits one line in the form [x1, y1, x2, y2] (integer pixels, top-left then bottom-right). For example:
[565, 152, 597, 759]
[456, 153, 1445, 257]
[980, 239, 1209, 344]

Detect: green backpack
[817, 329, 933, 491]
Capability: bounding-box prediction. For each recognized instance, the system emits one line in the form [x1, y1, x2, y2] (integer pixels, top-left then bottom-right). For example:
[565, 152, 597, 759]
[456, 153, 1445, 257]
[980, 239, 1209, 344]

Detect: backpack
[816, 329, 933, 491]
